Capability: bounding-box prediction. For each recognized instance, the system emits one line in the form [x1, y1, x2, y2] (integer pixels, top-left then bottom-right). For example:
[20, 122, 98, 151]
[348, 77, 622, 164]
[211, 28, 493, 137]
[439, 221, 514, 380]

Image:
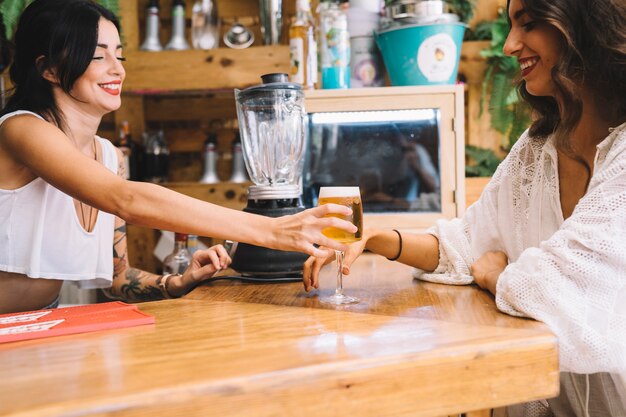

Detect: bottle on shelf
[166, 0, 190, 50]
[317, 0, 351, 89]
[289, 0, 317, 89]
[191, 0, 220, 50]
[117, 121, 141, 181]
[229, 133, 249, 183]
[163, 233, 191, 275]
[200, 133, 220, 183]
[142, 130, 170, 183]
[140, 0, 163, 51]
[259, 0, 283, 45]
[187, 235, 199, 256]
[116, 122, 131, 180]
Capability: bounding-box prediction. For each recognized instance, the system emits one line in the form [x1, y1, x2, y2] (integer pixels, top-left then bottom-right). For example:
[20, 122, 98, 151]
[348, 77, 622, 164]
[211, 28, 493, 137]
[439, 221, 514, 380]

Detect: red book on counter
[0, 301, 155, 344]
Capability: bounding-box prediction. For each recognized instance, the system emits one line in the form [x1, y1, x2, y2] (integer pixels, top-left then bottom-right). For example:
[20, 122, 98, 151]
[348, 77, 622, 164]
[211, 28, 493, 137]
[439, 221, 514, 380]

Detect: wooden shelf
[122, 46, 289, 92]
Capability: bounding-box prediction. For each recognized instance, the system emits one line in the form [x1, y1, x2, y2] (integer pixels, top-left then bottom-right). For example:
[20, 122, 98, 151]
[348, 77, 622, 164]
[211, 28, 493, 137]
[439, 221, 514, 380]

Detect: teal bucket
[374, 22, 466, 86]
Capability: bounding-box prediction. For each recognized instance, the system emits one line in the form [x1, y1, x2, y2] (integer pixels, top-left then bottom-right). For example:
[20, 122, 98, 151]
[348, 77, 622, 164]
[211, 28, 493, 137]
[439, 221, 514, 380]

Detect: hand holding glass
[317, 187, 363, 304]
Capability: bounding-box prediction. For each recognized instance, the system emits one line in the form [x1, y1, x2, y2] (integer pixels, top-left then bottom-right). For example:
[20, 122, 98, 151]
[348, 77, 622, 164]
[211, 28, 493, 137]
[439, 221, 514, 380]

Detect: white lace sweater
[415, 122, 626, 374]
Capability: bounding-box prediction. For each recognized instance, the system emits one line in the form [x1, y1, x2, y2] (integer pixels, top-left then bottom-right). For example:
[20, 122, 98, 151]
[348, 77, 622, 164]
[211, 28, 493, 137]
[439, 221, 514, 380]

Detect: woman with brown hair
[304, 0, 626, 414]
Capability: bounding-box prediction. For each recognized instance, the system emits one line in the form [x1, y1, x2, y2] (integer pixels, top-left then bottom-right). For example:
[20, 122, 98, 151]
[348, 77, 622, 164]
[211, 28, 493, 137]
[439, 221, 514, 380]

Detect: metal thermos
[258, 0, 282, 45]
[166, 0, 190, 50]
[140, 0, 163, 51]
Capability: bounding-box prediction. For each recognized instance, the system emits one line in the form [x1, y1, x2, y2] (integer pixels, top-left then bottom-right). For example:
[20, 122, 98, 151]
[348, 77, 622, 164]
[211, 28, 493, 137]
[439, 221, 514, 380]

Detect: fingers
[310, 203, 352, 217]
[190, 245, 232, 282]
[302, 248, 334, 292]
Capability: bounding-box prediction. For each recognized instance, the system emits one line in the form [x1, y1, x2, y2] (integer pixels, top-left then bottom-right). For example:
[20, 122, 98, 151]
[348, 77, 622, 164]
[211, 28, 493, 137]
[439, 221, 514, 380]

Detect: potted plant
[478, 7, 531, 151]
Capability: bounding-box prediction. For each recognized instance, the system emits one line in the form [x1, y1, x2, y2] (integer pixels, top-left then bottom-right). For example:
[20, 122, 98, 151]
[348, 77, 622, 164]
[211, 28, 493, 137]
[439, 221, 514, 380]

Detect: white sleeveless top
[0, 110, 117, 289]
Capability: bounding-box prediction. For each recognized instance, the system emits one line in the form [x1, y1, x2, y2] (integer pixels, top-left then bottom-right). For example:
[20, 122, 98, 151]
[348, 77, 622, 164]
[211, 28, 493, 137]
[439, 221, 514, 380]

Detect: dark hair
[508, 0, 626, 150]
[1, 0, 120, 131]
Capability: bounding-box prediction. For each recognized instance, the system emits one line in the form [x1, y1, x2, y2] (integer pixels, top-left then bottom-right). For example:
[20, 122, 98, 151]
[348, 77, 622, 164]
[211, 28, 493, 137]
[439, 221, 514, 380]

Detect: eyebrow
[96, 43, 123, 50]
[512, 8, 527, 21]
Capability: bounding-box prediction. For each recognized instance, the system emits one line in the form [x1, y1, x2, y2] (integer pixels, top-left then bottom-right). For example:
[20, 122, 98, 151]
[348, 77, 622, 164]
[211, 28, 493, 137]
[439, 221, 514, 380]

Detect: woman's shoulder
[0, 110, 44, 127]
[0, 111, 50, 144]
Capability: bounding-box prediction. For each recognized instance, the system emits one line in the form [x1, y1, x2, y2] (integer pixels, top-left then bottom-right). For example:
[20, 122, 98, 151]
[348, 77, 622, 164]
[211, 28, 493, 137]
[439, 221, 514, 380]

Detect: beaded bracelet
[387, 229, 403, 261]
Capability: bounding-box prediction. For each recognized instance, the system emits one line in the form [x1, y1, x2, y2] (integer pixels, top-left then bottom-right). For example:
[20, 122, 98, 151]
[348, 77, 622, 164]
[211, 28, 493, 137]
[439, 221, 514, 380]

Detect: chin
[525, 83, 553, 98]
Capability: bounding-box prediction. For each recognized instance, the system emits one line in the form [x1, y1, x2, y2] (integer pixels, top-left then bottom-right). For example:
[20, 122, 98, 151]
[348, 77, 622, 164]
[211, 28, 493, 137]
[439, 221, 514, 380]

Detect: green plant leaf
[465, 145, 502, 177]
[0, 0, 31, 39]
[1, 0, 119, 40]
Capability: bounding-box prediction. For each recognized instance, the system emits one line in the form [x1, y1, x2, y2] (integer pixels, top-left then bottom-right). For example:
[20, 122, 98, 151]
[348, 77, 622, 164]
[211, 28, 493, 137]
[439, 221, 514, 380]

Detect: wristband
[387, 229, 403, 261]
[159, 273, 181, 299]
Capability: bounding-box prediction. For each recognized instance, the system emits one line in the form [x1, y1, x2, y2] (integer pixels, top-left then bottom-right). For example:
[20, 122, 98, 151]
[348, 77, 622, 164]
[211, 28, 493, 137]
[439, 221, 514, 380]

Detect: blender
[230, 73, 308, 278]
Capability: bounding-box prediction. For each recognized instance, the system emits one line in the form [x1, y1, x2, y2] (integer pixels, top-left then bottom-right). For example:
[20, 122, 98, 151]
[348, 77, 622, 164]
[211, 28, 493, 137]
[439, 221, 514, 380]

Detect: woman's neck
[53, 92, 103, 151]
[569, 91, 619, 157]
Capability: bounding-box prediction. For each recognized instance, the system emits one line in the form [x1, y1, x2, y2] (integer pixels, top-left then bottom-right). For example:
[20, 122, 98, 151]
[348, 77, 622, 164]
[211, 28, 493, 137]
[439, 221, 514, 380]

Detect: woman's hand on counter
[169, 245, 232, 297]
[471, 251, 508, 295]
[302, 231, 369, 292]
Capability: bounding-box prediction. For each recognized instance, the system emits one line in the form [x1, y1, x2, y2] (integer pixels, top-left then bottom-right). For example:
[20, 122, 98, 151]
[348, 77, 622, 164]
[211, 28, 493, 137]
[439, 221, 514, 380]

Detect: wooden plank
[458, 40, 506, 155]
[120, 0, 140, 51]
[466, 410, 493, 417]
[143, 95, 236, 122]
[0, 299, 558, 417]
[122, 46, 289, 91]
[163, 181, 250, 210]
[465, 177, 490, 207]
[115, 95, 146, 146]
[126, 224, 160, 273]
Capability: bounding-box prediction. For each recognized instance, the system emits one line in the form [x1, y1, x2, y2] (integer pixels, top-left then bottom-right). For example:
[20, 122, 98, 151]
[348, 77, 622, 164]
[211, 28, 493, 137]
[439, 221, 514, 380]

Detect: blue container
[374, 22, 466, 86]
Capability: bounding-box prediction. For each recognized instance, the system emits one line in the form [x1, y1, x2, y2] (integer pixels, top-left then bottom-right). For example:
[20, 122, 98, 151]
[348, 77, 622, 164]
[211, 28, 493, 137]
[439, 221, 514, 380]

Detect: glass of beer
[318, 186, 363, 305]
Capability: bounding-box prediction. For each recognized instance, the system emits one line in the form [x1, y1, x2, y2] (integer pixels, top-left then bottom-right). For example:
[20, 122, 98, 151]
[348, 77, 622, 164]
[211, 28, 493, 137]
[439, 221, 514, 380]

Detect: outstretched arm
[1, 114, 356, 257]
[303, 227, 439, 291]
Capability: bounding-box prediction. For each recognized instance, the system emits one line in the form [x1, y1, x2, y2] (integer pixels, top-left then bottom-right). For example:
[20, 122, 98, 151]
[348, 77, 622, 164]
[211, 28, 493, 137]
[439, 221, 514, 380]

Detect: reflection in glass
[304, 109, 441, 213]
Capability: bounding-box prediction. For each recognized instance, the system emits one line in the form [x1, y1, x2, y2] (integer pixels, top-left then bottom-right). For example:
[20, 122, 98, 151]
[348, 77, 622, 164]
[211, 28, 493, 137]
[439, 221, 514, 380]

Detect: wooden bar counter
[0, 255, 558, 417]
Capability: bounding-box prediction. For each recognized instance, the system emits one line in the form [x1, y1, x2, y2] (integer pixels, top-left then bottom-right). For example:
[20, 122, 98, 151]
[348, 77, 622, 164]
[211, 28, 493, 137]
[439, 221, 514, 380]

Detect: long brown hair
[508, 0, 626, 151]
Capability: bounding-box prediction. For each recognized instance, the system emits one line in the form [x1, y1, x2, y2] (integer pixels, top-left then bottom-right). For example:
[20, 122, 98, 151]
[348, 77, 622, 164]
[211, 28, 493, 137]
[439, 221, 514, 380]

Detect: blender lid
[237, 73, 303, 101]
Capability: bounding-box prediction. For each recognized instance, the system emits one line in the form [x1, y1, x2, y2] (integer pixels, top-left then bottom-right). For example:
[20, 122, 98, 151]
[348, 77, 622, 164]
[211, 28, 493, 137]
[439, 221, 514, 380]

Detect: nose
[503, 28, 522, 57]
[111, 56, 126, 80]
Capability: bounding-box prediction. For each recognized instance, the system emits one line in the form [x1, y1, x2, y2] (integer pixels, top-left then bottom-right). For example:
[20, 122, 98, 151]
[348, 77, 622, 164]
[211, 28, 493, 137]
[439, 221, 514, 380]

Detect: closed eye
[522, 21, 536, 31]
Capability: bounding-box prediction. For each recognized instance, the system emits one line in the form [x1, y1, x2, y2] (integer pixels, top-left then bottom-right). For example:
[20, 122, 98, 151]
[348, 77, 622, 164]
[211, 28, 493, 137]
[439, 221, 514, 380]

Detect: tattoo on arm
[119, 268, 165, 301]
[108, 223, 164, 301]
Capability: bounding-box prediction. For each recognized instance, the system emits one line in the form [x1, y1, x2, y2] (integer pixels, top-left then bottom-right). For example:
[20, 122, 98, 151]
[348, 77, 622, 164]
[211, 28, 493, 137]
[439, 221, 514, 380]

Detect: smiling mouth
[519, 57, 539, 77]
[98, 82, 121, 95]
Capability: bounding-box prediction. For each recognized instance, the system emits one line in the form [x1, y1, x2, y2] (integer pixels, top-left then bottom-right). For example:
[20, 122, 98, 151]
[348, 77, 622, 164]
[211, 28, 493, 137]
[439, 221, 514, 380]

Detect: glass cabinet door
[304, 108, 442, 214]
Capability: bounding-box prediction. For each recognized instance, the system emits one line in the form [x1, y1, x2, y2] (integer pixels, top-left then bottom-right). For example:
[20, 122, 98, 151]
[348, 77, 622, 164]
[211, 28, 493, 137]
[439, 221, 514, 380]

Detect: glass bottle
[142, 130, 170, 183]
[289, 0, 317, 89]
[166, 0, 190, 50]
[116, 121, 132, 180]
[200, 133, 220, 183]
[163, 233, 191, 275]
[117, 121, 141, 181]
[187, 235, 199, 256]
[140, 0, 163, 51]
[318, 0, 351, 89]
[191, 0, 220, 50]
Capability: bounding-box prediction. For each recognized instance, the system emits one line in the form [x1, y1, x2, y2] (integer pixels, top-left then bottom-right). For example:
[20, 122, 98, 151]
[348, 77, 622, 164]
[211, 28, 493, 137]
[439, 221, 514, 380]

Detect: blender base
[230, 198, 309, 279]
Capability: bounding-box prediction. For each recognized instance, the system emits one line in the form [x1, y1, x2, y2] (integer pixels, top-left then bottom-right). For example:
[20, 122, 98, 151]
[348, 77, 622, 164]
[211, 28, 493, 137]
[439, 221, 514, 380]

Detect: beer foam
[318, 187, 360, 198]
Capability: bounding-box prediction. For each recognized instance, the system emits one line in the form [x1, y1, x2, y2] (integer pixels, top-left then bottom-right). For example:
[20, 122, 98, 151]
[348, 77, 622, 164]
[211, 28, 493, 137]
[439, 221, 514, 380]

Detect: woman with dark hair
[304, 0, 626, 414]
[0, 0, 356, 314]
